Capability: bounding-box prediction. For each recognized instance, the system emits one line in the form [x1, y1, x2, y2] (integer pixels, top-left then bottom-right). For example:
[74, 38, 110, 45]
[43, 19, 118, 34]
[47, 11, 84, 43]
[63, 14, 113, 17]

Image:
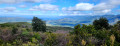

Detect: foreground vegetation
[0, 17, 120, 46]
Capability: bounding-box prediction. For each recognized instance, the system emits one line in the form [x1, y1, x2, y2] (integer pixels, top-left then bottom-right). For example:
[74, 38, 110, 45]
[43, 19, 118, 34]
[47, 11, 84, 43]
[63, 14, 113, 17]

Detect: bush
[22, 42, 39, 46]
[33, 32, 41, 41]
[21, 28, 29, 36]
[44, 33, 58, 46]
[12, 27, 18, 35]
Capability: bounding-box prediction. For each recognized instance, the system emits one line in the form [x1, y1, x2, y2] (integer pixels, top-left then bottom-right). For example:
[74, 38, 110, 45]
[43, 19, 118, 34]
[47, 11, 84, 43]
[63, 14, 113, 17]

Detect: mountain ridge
[0, 15, 120, 27]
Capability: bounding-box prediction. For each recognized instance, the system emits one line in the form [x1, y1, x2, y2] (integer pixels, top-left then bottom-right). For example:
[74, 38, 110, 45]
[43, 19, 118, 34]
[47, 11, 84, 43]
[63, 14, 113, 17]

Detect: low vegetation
[0, 17, 120, 46]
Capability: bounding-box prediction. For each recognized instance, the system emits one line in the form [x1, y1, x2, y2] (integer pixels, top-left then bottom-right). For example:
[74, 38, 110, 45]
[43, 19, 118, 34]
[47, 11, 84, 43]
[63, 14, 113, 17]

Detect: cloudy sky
[0, 0, 120, 16]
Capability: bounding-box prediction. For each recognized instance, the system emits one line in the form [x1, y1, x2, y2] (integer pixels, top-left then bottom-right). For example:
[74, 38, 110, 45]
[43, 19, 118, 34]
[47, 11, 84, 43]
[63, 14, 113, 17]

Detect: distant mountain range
[0, 15, 120, 27]
[0, 17, 31, 23]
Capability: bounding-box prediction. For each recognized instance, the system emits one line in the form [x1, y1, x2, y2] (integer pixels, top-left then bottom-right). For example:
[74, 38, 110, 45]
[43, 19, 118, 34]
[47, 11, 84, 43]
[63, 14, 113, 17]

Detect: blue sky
[0, 0, 120, 17]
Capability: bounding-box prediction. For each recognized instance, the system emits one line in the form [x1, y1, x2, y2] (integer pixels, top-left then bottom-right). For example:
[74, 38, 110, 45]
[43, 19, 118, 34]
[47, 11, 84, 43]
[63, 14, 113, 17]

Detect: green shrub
[44, 33, 58, 46]
[22, 42, 39, 46]
[12, 27, 18, 35]
[31, 37, 38, 43]
[33, 32, 41, 41]
[6, 43, 12, 46]
[21, 28, 29, 36]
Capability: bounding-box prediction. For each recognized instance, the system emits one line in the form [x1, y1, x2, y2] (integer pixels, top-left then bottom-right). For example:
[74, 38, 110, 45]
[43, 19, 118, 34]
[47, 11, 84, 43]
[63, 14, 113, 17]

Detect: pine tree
[32, 17, 46, 32]
[93, 17, 109, 30]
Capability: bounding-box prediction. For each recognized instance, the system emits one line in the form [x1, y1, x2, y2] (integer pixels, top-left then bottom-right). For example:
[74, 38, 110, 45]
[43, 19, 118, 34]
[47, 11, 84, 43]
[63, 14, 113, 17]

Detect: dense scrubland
[0, 17, 120, 46]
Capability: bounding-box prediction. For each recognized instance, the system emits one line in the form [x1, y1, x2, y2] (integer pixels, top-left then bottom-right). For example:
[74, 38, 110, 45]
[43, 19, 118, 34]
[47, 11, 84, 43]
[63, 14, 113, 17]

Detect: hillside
[0, 15, 120, 27]
[0, 22, 73, 32]
[0, 17, 31, 23]
[0, 18, 120, 46]
[48, 15, 120, 27]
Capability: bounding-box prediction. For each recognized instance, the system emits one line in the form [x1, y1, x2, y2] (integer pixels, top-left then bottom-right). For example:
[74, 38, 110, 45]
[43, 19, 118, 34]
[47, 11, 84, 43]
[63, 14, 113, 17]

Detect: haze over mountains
[0, 15, 120, 27]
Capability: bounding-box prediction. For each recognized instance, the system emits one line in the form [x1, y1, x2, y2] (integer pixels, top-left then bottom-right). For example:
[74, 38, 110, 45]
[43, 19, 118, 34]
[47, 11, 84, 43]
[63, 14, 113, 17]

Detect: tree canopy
[32, 17, 46, 32]
[93, 17, 109, 30]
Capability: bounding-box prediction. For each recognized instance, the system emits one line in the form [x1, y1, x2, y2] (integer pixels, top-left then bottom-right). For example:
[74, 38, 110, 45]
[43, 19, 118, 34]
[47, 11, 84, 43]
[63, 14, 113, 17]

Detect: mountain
[0, 15, 120, 27]
[0, 17, 31, 23]
[48, 15, 120, 27]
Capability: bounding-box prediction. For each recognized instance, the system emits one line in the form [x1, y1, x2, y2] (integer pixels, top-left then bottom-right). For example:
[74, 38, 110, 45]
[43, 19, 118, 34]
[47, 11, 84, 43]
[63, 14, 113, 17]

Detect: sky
[0, 0, 120, 17]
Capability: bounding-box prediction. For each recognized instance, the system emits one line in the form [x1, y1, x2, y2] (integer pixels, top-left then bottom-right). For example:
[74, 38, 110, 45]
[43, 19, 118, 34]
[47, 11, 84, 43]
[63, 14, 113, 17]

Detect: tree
[32, 17, 46, 32]
[93, 17, 109, 30]
[12, 26, 18, 35]
[113, 21, 120, 30]
[73, 24, 81, 35]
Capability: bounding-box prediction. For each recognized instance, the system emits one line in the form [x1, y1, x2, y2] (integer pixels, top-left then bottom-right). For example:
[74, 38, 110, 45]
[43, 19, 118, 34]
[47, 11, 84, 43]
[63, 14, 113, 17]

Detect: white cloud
[0, 7, 16, 12]
[75, 3, 94, 11]
[92, 3, 112, 15]
[93, 3, 112, 11]
[93, 0, 120, 11]
[62, 3, 94, 11]
[29, 4, 59, 11]
[102, 9, 111, 13]
[59, 11, 92, 16]
[109, 0, 120, 5]
[93, 9, 111, 15]
[19, 5, 26, 8]
[59, 13, 92, 16]
[91, 0, 120, 15]
[0, 0, 51, 4]
[0, 0, 16, 4]
[63, 2, 114, 11]
[61, 0, 120, 16]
